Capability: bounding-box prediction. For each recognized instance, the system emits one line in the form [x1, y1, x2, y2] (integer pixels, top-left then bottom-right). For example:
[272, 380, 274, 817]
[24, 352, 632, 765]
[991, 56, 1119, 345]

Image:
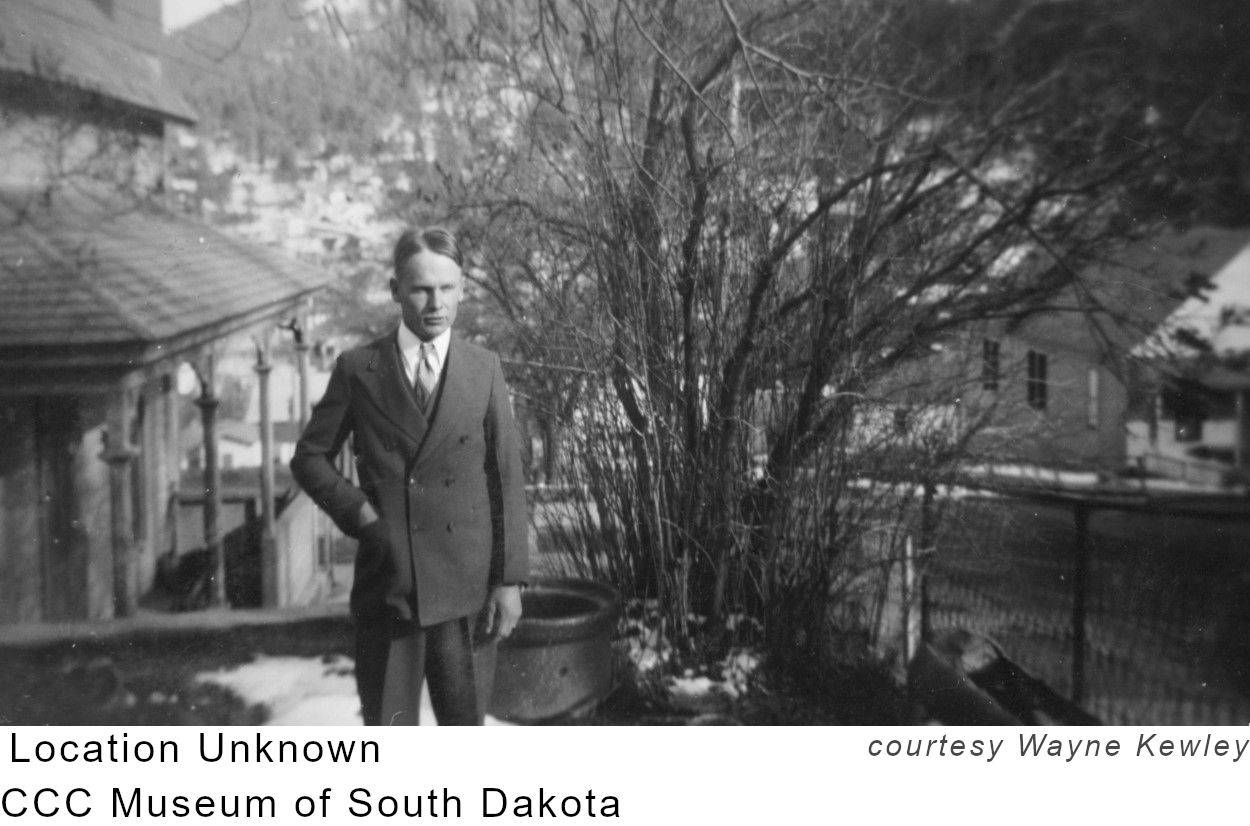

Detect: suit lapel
[359, 330, 428, 449]
[415, 334, 474, 466]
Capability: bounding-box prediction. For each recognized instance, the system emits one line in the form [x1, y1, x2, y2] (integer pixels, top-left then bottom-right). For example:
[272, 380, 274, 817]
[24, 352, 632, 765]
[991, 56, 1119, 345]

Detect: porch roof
[0, 0, 197, 124]
[0, 189, 331, 382]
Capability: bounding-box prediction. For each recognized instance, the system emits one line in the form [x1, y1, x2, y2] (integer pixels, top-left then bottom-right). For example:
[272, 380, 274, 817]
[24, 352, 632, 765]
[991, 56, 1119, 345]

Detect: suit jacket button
[444, 478, 453, 486]
[446, 523, 453, 532]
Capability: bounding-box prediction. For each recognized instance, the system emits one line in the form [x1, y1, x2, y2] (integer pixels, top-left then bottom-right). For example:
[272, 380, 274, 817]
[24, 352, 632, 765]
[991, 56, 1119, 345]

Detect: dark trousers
[354, 615, 496, 725]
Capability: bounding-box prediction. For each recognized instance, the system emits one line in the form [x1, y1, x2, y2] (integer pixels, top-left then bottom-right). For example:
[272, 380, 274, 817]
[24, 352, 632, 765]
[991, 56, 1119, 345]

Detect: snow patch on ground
[195, 655, 362, 725]
[666, 675, 723, 713]
[664, 648, 763, 714]
[846, 477, 1000, 500]
[719, 649, 762, 699]
[620, 596, 766, 714]
[965, 462, 1238, 493]
[964, 463, 1102, 487]
[194, 655, 511, 725]
[623, 629, 672, 674]
[620, 599, 673, 675]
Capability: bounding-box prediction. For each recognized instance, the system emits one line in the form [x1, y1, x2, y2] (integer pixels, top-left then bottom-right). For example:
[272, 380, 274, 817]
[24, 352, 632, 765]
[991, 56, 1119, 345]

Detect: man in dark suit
[291, 227, 528, 725]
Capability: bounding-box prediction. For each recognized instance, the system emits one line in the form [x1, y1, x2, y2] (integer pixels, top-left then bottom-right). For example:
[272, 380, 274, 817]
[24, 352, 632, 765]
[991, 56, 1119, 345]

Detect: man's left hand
[484, 584, 523, 640]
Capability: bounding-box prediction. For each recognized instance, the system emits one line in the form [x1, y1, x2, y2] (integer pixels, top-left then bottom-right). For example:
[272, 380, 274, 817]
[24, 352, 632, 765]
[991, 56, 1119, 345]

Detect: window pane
[894, 407, 909, 434]
[1026, 350, 1047, 411]
[981, 338, 1000, 390]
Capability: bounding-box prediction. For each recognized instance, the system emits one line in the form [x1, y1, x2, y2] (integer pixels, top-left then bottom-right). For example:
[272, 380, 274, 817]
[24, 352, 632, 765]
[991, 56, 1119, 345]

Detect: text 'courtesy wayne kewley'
[867, 732, 1250, 764]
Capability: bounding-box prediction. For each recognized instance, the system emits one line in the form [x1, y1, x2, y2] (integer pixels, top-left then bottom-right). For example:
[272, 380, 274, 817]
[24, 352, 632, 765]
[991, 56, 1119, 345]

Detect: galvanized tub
[488, 578, 621, 723]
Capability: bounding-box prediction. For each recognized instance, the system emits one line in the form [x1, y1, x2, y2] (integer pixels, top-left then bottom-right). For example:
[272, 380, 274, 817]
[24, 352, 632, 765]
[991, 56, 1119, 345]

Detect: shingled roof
[1007, 227, 1250, 360]
[0, 0, 196, 124]
[0, 188, 330, 373]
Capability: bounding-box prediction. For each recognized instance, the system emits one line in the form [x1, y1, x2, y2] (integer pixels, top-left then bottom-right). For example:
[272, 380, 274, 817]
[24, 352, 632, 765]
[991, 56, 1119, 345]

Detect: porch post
[294, 316, 311, 431]
[104, 388, 138, 618]
[162, 373, 181, 553]
[195, 353, 226, 606]
[256, 336, 280, 606]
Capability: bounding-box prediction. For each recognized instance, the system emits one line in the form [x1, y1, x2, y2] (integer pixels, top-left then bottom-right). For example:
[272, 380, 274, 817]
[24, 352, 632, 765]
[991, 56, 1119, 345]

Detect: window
[893, 406, 910, 435]
[1087, 368, 1100, 429]
[1174, 414, 1204, 443]
[1026, 350, 1048, 410]
[981, 339, 1001, 391]
[1163, 385, 1207, 443]
[1148, 394, 1160, 445]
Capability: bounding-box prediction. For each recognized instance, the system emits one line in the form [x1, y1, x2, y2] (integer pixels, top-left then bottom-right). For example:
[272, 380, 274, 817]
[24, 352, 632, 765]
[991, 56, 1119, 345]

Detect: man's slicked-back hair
[393, 226, 463, 273]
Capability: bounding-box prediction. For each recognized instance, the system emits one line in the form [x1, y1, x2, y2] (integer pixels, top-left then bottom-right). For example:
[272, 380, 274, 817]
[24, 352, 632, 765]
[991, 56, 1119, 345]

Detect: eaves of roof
[0, 1, 197, 125]
[0, 188, 334, 379]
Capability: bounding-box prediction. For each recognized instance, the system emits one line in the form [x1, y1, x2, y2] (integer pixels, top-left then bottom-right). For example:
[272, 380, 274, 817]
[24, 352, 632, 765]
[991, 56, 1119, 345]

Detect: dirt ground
[0, 610, 899, 725]
[0, 615, 356, 725]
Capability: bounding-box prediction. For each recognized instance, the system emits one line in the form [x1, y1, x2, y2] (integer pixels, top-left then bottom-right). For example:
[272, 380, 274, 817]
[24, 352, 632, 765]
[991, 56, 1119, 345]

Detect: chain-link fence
[923, 492, 1250, 724]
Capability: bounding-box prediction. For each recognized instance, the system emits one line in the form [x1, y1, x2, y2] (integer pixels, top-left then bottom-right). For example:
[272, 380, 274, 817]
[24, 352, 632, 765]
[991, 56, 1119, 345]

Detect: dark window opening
[893, 406, 909, 434]
[1026, 350, 1048, 411]
[1162, 384, 1213, 444]
[1174, 415, 1204, 443]
[981, 339, 1000, 390]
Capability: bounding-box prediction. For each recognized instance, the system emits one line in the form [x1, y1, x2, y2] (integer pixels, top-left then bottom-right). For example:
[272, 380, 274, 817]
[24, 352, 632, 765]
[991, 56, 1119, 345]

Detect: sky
[162, 0, 241, 31]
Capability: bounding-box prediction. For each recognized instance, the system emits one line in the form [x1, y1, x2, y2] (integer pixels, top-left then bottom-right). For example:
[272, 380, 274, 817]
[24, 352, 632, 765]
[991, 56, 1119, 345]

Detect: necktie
[415, 342, 438, 409]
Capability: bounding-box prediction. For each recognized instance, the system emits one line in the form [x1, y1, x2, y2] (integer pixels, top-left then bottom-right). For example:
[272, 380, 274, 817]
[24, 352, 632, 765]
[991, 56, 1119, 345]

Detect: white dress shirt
[397, 322, 450, 395]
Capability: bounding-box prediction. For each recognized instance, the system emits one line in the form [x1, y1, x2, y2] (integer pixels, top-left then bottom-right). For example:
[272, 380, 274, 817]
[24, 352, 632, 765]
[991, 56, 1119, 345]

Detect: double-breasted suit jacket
[290, 330, 528, 627]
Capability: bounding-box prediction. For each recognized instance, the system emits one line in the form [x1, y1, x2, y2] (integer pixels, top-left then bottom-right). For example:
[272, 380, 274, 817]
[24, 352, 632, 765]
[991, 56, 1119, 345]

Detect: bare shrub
[386, 0, 1165, 674]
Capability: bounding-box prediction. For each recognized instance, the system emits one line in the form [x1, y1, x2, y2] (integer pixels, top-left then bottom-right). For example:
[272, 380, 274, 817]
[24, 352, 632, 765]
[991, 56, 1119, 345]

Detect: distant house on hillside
[0, 0, 333, 623]
[1126, 233, 1250, 485]
[957, 227, 1250, 483]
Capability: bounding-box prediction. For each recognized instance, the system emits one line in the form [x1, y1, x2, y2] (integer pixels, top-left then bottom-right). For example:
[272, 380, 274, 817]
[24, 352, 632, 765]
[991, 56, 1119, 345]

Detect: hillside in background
[156, 0, 1250, 361]
[167, 0, 392, 163]
[167, 0, 1250, 228]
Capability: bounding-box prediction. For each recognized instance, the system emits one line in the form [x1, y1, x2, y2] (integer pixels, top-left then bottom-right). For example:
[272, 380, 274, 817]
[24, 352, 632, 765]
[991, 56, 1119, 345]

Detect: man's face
[390, 248, 464, 341]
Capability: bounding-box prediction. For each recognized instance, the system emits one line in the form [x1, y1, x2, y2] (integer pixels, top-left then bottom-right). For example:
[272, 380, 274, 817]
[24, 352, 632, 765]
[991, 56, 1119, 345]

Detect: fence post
[901, 536, 921, 664]
[1071, 503, 1090, 704]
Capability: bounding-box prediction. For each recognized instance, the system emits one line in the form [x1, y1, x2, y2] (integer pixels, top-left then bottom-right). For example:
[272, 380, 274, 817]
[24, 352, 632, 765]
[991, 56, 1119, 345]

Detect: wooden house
[0, 0, 332, 622]
[963, 227, 1250, 482]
